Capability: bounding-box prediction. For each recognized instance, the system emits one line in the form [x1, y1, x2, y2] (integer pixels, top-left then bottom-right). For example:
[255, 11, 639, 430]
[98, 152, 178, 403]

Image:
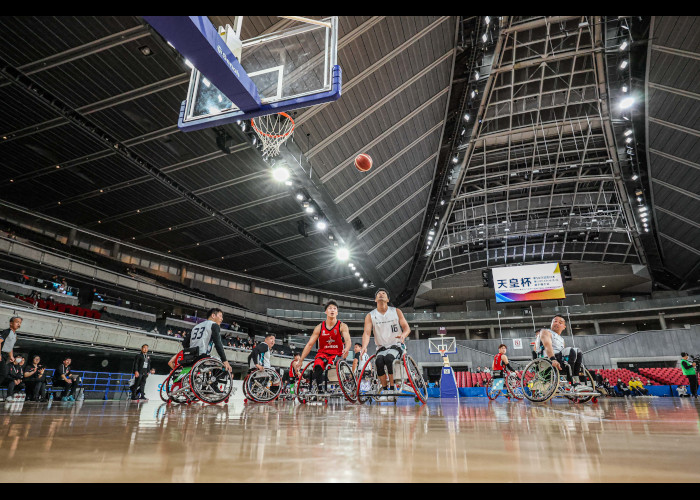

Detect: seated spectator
[24, 355, 48, 401]
[5, 355, 26, 401]
[678, 385, 689, 397]
[53, 357, 80, 401]
[616, 378, 632, 397]
[476, 366, 481, 373]
[629, 377, 648, 396]
[601, 378, 614, 397]
[18, 269, 30, 285]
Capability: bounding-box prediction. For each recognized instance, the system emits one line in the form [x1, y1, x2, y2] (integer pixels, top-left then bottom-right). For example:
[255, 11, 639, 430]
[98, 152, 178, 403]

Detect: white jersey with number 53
[370, 307, 401, 349]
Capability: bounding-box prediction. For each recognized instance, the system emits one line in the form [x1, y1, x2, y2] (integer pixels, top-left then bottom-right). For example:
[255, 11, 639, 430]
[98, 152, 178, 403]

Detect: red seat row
[15, 295, 101, 320]
[638, 367, 697, 386]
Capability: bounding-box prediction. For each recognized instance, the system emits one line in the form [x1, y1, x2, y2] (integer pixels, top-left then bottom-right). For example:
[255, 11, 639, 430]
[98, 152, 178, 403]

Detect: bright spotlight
[363, 283, 368, 288]
[620, 60, 628, 69]
[272, 167, 290, 182]
[316, 220, 327, 231]
[620, 40, 628, 51]
[337, 248, 350, 261]
[485, 16, 490, 24]
[296, 193, 304, 200]
[482, 33, 487, 43]
[359, 278, 364, 282]
[619, 97, 635, 109]
[621, 85, 628, 93]
[624, 129, 633, 136]
[354, 272, 360, 277]
[305, 205, 315, 214]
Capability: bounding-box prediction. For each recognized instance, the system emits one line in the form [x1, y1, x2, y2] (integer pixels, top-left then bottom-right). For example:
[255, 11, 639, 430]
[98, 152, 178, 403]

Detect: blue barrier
[41, 369, 133, 399]
[428, 385, 678, 398]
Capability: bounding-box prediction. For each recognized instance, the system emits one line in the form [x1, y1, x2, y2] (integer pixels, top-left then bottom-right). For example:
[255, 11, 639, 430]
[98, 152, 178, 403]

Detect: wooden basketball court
[1, 398, 698, 482]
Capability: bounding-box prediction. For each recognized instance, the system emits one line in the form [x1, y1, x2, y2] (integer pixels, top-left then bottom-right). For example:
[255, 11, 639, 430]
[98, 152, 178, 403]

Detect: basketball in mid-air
[354, 153, 373, 172]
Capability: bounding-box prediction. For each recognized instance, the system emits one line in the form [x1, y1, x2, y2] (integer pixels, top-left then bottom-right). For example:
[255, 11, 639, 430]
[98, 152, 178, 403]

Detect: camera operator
[24, 355, 48, 401]
[680, 353, 697, 398]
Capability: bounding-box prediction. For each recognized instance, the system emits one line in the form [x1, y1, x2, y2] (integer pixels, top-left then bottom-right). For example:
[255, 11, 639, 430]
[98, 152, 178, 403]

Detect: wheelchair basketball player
[536, 315, 583, 387]
[360, 288, 411, 394]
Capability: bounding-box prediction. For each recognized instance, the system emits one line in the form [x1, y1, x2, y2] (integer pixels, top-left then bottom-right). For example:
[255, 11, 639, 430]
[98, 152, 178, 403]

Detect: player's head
[294, 353, 300, 359]
[354, 342, 361, 352]
[550, 315, 566, 334]
[324, 299, 338, 318]
[681, 352, 688, 359]
[207, 308, 224, 324]
[141, 344, 149, 354]
[498, 344, 507, 354]
[264, 333, 276, 348]
[9, 316, 22, 331]
[374, 288, 389, 304]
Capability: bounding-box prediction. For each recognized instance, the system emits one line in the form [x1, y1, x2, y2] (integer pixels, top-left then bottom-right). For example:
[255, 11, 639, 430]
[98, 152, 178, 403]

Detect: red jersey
[493, 353, 505, 371]
[317, 319, 343, 356]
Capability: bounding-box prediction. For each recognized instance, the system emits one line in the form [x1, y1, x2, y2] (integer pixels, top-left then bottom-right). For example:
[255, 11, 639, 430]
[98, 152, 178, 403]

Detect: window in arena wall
[159, 263, 169, 272]
[150, 262, 159, 271]
[121, 254, 130, 263]
[221, 280, 229, 288]
[186, 271, 194, 280]
[194, 273, 204, 282]
[203, 275, 213, 284]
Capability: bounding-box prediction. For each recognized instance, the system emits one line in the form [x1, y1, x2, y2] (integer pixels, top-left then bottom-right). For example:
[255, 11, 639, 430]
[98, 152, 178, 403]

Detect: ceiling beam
[651, 44, 700, 61]
[648, 81, 700, 102]
[367, 209, 425, 255]
[648, 116, 700, 139]
[648, 148, 700, 172]
[652, 178, 700, 201]
[659, 232, 700, 257]
[357, 181, 432, 239]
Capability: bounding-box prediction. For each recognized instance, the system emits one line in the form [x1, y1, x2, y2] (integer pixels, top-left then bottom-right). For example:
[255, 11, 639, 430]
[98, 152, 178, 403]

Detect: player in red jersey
[296, 300, 351, 394]
[491, 344, 516, 394]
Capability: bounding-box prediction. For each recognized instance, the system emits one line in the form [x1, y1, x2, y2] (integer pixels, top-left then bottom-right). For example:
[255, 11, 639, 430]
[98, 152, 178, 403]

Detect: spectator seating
[638, 367, 698, 386]
[593, 368, 659, 385]
[14, 294, 102, 320]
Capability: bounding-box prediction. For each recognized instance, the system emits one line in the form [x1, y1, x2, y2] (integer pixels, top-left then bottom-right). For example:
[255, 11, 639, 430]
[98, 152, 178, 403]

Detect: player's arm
[502, 354, 515, 372]
[360, 314, 372, 356]
[395, 309, 411, 342]
[167, 353, 178, 370]
[538, 329, 561, 369]
[297, 325, 321, 367]
[210, 323, 232, 373]
[352, 357, 358, 372]
[255, 344, 268, 371]
[340, 323, 351, 358]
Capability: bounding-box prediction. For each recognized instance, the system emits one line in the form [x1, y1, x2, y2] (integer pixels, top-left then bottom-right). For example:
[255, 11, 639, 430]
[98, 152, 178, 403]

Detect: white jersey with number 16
[370, 307, 401, 349]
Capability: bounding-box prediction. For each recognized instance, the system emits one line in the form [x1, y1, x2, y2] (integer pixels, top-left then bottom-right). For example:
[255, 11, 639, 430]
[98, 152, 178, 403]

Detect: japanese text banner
[492, 263, 566, 302]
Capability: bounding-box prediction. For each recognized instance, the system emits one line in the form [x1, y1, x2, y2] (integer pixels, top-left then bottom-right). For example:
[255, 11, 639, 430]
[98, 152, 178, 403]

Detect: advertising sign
[492, 263, 566, 302]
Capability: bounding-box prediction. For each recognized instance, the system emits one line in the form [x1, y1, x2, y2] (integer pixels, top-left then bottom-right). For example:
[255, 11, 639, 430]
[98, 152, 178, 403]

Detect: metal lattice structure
[424, 16, 644, 281]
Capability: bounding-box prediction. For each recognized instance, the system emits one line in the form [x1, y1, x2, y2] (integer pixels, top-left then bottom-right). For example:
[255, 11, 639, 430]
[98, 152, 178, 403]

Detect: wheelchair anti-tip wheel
[245, 367, 282, 403]
[356, 355, 380, 405]
[521, 358, 560, 403]
[189, 358, 233, 405]
[296, 360, 316, 404]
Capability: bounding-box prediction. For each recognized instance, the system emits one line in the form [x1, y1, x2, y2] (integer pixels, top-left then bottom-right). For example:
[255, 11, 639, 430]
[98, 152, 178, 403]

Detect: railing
[268, 294, 700, 322]
[38, 369, 132, 399]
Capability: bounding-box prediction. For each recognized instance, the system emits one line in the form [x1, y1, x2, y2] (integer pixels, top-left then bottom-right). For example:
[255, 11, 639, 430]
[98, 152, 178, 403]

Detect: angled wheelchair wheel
[487, 378, 502, 400]
[521, 358, 559, 403]
[163, 366, 192, 404]
[356, 355, 377, 405]
[296, 360, 315, 404]
[246, 368, 282, 403]
[506, 372, 525, 400]
[336, 358, 358, 403]
[403, 354, 428, 404]
[189, 358, 233, 405]
[565, 367, 597, 404]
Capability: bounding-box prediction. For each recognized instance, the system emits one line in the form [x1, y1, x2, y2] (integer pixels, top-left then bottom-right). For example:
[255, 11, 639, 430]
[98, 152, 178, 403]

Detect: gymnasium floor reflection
[1, 397, 698, 482]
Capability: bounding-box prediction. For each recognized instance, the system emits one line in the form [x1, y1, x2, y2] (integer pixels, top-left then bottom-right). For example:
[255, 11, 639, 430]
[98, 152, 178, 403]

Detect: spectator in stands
[53, 357, 79, 401]
[680, 353, 698, 398]
[92, 288, 104, 302]
[628, 377, 647, 396]
[18, 269, 30, 285]
[483, 366, 491, 375]
[476, 366, 481, 373]
[167, 328, 174, 336]
[131, 344, 152, 401]
[602, 378, 614, 397]
[4, 355, 26, 401]
[0, 316, 22, 387]
[115, 297, 123, 307]
[24, 355, 48, 401]
[616, 378, 632, 397]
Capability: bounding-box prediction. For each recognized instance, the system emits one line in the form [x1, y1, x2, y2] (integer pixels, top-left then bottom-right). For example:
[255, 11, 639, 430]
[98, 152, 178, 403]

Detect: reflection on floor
[1, 397, 699, 482]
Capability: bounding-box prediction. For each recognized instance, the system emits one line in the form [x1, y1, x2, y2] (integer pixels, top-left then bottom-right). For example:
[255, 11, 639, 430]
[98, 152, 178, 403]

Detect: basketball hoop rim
[250, 112, 295, 139]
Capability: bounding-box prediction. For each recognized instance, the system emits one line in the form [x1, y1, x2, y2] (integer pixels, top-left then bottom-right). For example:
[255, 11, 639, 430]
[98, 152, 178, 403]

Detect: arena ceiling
[0, 16, 697, 304]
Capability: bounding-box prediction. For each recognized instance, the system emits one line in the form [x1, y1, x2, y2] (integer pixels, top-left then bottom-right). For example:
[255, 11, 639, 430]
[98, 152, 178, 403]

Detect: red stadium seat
[93, 311, 101, 320]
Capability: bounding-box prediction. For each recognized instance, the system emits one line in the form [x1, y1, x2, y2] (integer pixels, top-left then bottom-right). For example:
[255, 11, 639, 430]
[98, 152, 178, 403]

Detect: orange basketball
[354, 153, 373, 172]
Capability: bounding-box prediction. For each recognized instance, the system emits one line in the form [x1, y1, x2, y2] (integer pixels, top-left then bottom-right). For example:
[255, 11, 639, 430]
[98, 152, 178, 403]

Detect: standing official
[0, 316, 22, 386]
[680, 353, 697, 398]
[131, 344, 152, 401]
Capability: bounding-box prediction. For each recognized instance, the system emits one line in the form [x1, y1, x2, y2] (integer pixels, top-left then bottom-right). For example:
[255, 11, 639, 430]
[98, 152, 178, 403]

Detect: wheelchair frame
[296, 356, 358, 404]
[487, 369, 525, 401]
[160, 356, 233, 405]
[356, 349, 428, 405]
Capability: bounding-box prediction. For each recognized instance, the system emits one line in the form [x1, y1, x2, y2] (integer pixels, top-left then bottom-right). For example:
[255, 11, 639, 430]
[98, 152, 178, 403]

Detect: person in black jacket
[24, 355, 48, 401]
[131, 344, 152, 401]
[5, 356, 26, 401]
[53, 357, 79, 401]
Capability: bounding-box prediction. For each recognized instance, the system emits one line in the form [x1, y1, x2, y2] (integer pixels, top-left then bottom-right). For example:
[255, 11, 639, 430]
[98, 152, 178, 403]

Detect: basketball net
[251, 112, 295, 157]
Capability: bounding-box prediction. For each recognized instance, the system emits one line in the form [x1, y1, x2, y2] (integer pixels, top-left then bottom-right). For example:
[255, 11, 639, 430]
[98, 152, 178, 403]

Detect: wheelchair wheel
[162, 367, 192, 404]
[565, 367, 597, 404]
[246, 368, 282, 403]
[336, 358, 358, 403]
[403, 354, 428, 404]
[506, 372, 524, 400]
[521, 358, 559, 403]
[296, 361, 315, 404]
[188, 358, 233, 405]
[487, 378, 502, 400]
[356, 355, 377, 405]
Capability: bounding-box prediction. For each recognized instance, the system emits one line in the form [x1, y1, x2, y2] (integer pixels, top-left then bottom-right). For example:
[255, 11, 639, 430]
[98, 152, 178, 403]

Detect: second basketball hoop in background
[354, 153, 372, 172]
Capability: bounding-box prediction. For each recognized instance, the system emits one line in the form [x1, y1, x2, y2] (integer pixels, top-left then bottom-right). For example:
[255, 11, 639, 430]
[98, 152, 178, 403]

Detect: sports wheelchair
[242, 367, 283, 404]
[487, 367, 525, 401]
[296, 356, 357, 404]
[520, 356, 599, 404]
[356, 346, 428, 405]
[160, 355, 233, 405]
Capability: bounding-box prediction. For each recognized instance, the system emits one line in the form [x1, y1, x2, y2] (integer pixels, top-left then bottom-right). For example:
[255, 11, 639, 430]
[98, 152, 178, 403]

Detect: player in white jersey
[536, 315, 583, 385]
[169, 308, 232, 374]
[360, 288, 411, 393]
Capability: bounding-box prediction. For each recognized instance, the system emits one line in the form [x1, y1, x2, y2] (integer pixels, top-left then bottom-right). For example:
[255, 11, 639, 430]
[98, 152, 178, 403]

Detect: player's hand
[256, 364, 264, 372]
[360, 347, 367, 357]
[223, 361, 232, 373]
[134, 371, 139, 378]
[342, 350, 349, 359]
[551, 360, 562, 371]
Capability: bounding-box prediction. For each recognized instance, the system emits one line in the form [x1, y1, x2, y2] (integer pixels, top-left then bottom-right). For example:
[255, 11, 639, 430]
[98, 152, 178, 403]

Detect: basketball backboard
[144, 16, 341, 132]
[428, 337, 457, 355]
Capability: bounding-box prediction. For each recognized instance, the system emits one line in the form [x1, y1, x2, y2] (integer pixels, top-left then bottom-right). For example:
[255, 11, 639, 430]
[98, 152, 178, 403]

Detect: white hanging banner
[513, 338, 523, 350]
